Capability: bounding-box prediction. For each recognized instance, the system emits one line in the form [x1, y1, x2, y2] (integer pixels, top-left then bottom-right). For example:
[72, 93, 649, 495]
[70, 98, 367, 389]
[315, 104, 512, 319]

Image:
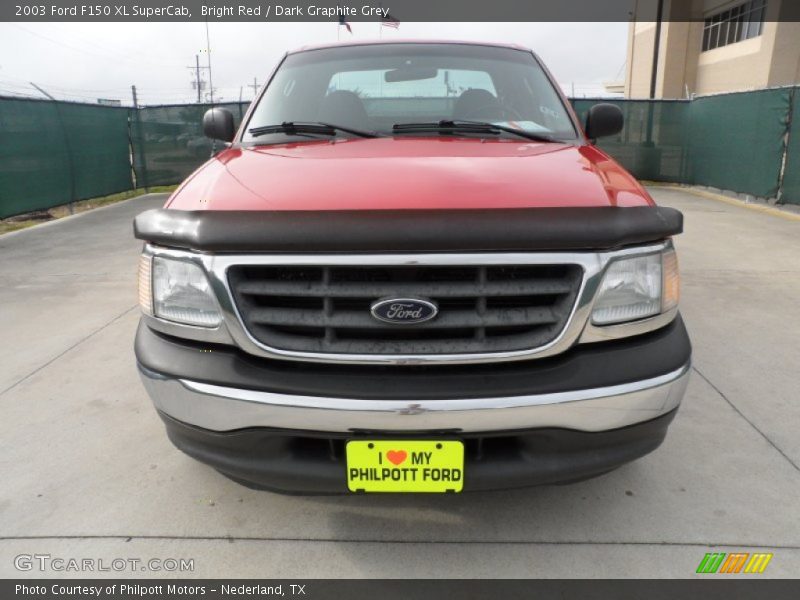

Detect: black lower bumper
[159, 409, 678, 494]
[139, 316, 690, 493]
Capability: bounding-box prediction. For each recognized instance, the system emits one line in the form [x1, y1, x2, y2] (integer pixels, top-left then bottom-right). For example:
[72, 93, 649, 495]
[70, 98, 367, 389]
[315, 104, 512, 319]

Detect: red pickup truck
[134, 41, 690, 494]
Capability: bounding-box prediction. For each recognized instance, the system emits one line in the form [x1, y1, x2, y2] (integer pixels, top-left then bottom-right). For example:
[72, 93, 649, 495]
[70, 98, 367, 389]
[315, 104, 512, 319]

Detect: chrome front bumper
[138, 361, 690, 434]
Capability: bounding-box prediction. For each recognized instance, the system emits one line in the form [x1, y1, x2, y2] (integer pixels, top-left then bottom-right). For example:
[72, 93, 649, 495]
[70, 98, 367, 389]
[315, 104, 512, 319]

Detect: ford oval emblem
[370, 298, 439, 325]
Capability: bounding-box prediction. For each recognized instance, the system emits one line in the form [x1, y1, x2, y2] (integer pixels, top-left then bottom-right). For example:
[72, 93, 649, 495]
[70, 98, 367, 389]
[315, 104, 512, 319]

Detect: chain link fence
[0, 97, 132, 217]
[131, 102, 248, 188]
[572, 87, 796, 200]
[571, 98, 691, 184]
[1, 88, 799, 219]
[781, 89, 800, 205]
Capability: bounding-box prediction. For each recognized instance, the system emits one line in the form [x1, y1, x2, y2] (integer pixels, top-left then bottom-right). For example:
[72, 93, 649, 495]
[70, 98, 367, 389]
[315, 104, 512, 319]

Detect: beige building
[625, 0, 800, 98]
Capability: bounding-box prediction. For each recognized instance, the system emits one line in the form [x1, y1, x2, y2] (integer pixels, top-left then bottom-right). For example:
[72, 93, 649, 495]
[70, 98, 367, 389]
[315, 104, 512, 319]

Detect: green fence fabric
[131, 102, 248, 187]
[781, 89, 800, 205]
[685, 88, 790, 199]
[571, 89, 794, 199]
[2, 91, 800, 219]
[571, 99, 690, 183]
[0, 97, 132, 218]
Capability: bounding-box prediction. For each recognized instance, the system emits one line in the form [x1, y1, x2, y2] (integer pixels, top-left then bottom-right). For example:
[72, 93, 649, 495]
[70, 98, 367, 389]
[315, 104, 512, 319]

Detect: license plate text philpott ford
[346, 440, 465, 493]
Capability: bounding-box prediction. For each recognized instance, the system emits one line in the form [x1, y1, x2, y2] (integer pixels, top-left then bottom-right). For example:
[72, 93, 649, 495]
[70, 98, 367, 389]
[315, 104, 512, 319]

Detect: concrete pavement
[0, 188, 798, 578]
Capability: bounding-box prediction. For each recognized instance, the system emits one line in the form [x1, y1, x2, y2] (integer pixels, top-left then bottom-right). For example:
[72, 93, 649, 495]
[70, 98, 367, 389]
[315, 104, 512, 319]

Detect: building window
[702, 0, 767, 52]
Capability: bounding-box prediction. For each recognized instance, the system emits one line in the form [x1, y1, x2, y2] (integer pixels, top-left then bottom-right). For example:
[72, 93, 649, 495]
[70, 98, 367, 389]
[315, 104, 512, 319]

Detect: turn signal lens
[662, 248, 680, 313]
[138, 254, 153, 316]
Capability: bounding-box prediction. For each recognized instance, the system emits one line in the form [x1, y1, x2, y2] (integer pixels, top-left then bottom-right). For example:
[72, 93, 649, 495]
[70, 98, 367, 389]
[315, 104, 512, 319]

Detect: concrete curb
[648, 183, 800, 223]
[0, 193, 167, 240]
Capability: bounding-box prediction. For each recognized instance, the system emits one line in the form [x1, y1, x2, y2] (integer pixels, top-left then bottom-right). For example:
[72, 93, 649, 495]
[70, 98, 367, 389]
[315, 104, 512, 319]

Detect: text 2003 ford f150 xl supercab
[133, 41, 690, 494]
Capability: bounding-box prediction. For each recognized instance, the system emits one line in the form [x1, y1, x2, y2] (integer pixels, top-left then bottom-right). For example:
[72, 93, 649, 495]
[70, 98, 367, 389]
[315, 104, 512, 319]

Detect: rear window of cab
[244, 43, 579, 142]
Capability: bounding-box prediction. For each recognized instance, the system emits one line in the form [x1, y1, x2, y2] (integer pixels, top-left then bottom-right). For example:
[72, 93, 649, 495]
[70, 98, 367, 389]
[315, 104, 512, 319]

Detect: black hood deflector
[134, 206, 683, 253]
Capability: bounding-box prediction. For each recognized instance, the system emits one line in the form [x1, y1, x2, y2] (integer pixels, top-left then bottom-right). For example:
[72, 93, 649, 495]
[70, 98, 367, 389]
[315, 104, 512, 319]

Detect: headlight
[139, 256, 221, 327]
[591, 248, 679, 325]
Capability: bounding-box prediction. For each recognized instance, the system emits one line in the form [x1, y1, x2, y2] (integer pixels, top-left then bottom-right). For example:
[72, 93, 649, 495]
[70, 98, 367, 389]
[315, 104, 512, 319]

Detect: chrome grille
[227, 264, 583, 355]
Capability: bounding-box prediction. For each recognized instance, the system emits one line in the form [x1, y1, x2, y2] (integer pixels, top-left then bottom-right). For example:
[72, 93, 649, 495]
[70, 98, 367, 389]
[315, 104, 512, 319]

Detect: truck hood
[166, 137, 654, 211]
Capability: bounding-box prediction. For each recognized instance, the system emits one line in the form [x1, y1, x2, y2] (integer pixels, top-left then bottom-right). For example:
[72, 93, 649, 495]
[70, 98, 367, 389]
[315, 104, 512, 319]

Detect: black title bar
[5, 0, 800, 22]
[6, 579, 800, 599]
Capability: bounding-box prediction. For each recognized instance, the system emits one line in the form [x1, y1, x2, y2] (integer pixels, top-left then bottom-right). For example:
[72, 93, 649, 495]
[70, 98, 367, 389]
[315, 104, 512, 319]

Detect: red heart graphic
[386, 450, 407, 466]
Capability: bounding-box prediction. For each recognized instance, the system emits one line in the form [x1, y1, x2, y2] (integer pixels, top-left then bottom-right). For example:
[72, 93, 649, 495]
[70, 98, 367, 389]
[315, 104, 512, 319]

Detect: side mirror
[202, 107, 235, 142]
[584, 103, 624, 141]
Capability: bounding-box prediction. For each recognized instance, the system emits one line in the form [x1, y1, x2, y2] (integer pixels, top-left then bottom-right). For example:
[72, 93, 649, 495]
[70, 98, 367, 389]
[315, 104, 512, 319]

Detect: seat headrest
[318, 90, 369, 129]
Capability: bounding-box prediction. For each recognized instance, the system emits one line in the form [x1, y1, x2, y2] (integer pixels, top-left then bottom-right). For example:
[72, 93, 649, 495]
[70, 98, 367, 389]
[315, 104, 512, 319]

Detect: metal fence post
[131, 85, 150, 192]
[31, 83, 76, 214]
[775, 87, 795, 205]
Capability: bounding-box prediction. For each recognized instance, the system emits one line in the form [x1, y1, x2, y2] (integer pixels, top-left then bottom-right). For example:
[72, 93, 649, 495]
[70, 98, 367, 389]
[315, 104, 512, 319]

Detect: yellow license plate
[346, 440, 464, 493]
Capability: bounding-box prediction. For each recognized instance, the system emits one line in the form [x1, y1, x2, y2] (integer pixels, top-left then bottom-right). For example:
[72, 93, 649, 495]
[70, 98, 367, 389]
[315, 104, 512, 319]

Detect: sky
[0, 22, 629, 105]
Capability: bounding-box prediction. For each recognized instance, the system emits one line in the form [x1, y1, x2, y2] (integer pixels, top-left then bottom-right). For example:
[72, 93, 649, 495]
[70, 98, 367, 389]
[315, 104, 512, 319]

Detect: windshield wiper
[248, 121, 379, 139]
[392, 120, 557, 143]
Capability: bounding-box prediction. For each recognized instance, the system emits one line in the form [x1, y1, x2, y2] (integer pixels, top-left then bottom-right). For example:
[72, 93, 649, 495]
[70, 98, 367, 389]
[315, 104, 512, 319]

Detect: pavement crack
[0, 305, 137, 399]
[692, 365, 800, 475]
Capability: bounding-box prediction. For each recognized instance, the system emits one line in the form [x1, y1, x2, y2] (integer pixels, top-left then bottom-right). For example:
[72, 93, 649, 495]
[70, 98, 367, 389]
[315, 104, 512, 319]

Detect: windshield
[243, 43, 578, 143]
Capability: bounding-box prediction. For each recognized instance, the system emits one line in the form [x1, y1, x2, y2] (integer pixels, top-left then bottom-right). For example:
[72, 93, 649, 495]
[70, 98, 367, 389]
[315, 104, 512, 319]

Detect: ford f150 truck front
[133, 41, 690, 494]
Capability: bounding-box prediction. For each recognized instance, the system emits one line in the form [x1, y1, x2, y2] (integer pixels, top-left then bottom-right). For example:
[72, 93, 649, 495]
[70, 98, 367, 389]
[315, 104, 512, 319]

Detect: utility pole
[645, 0, 665, 146]
[249, 77, 259, 98]
[194, 55, 201, 103]
[204, 21, 217, 154]
[205, 21, 215, 106]
[649, 0, 665, 101]
[187, 54, 210, 104]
